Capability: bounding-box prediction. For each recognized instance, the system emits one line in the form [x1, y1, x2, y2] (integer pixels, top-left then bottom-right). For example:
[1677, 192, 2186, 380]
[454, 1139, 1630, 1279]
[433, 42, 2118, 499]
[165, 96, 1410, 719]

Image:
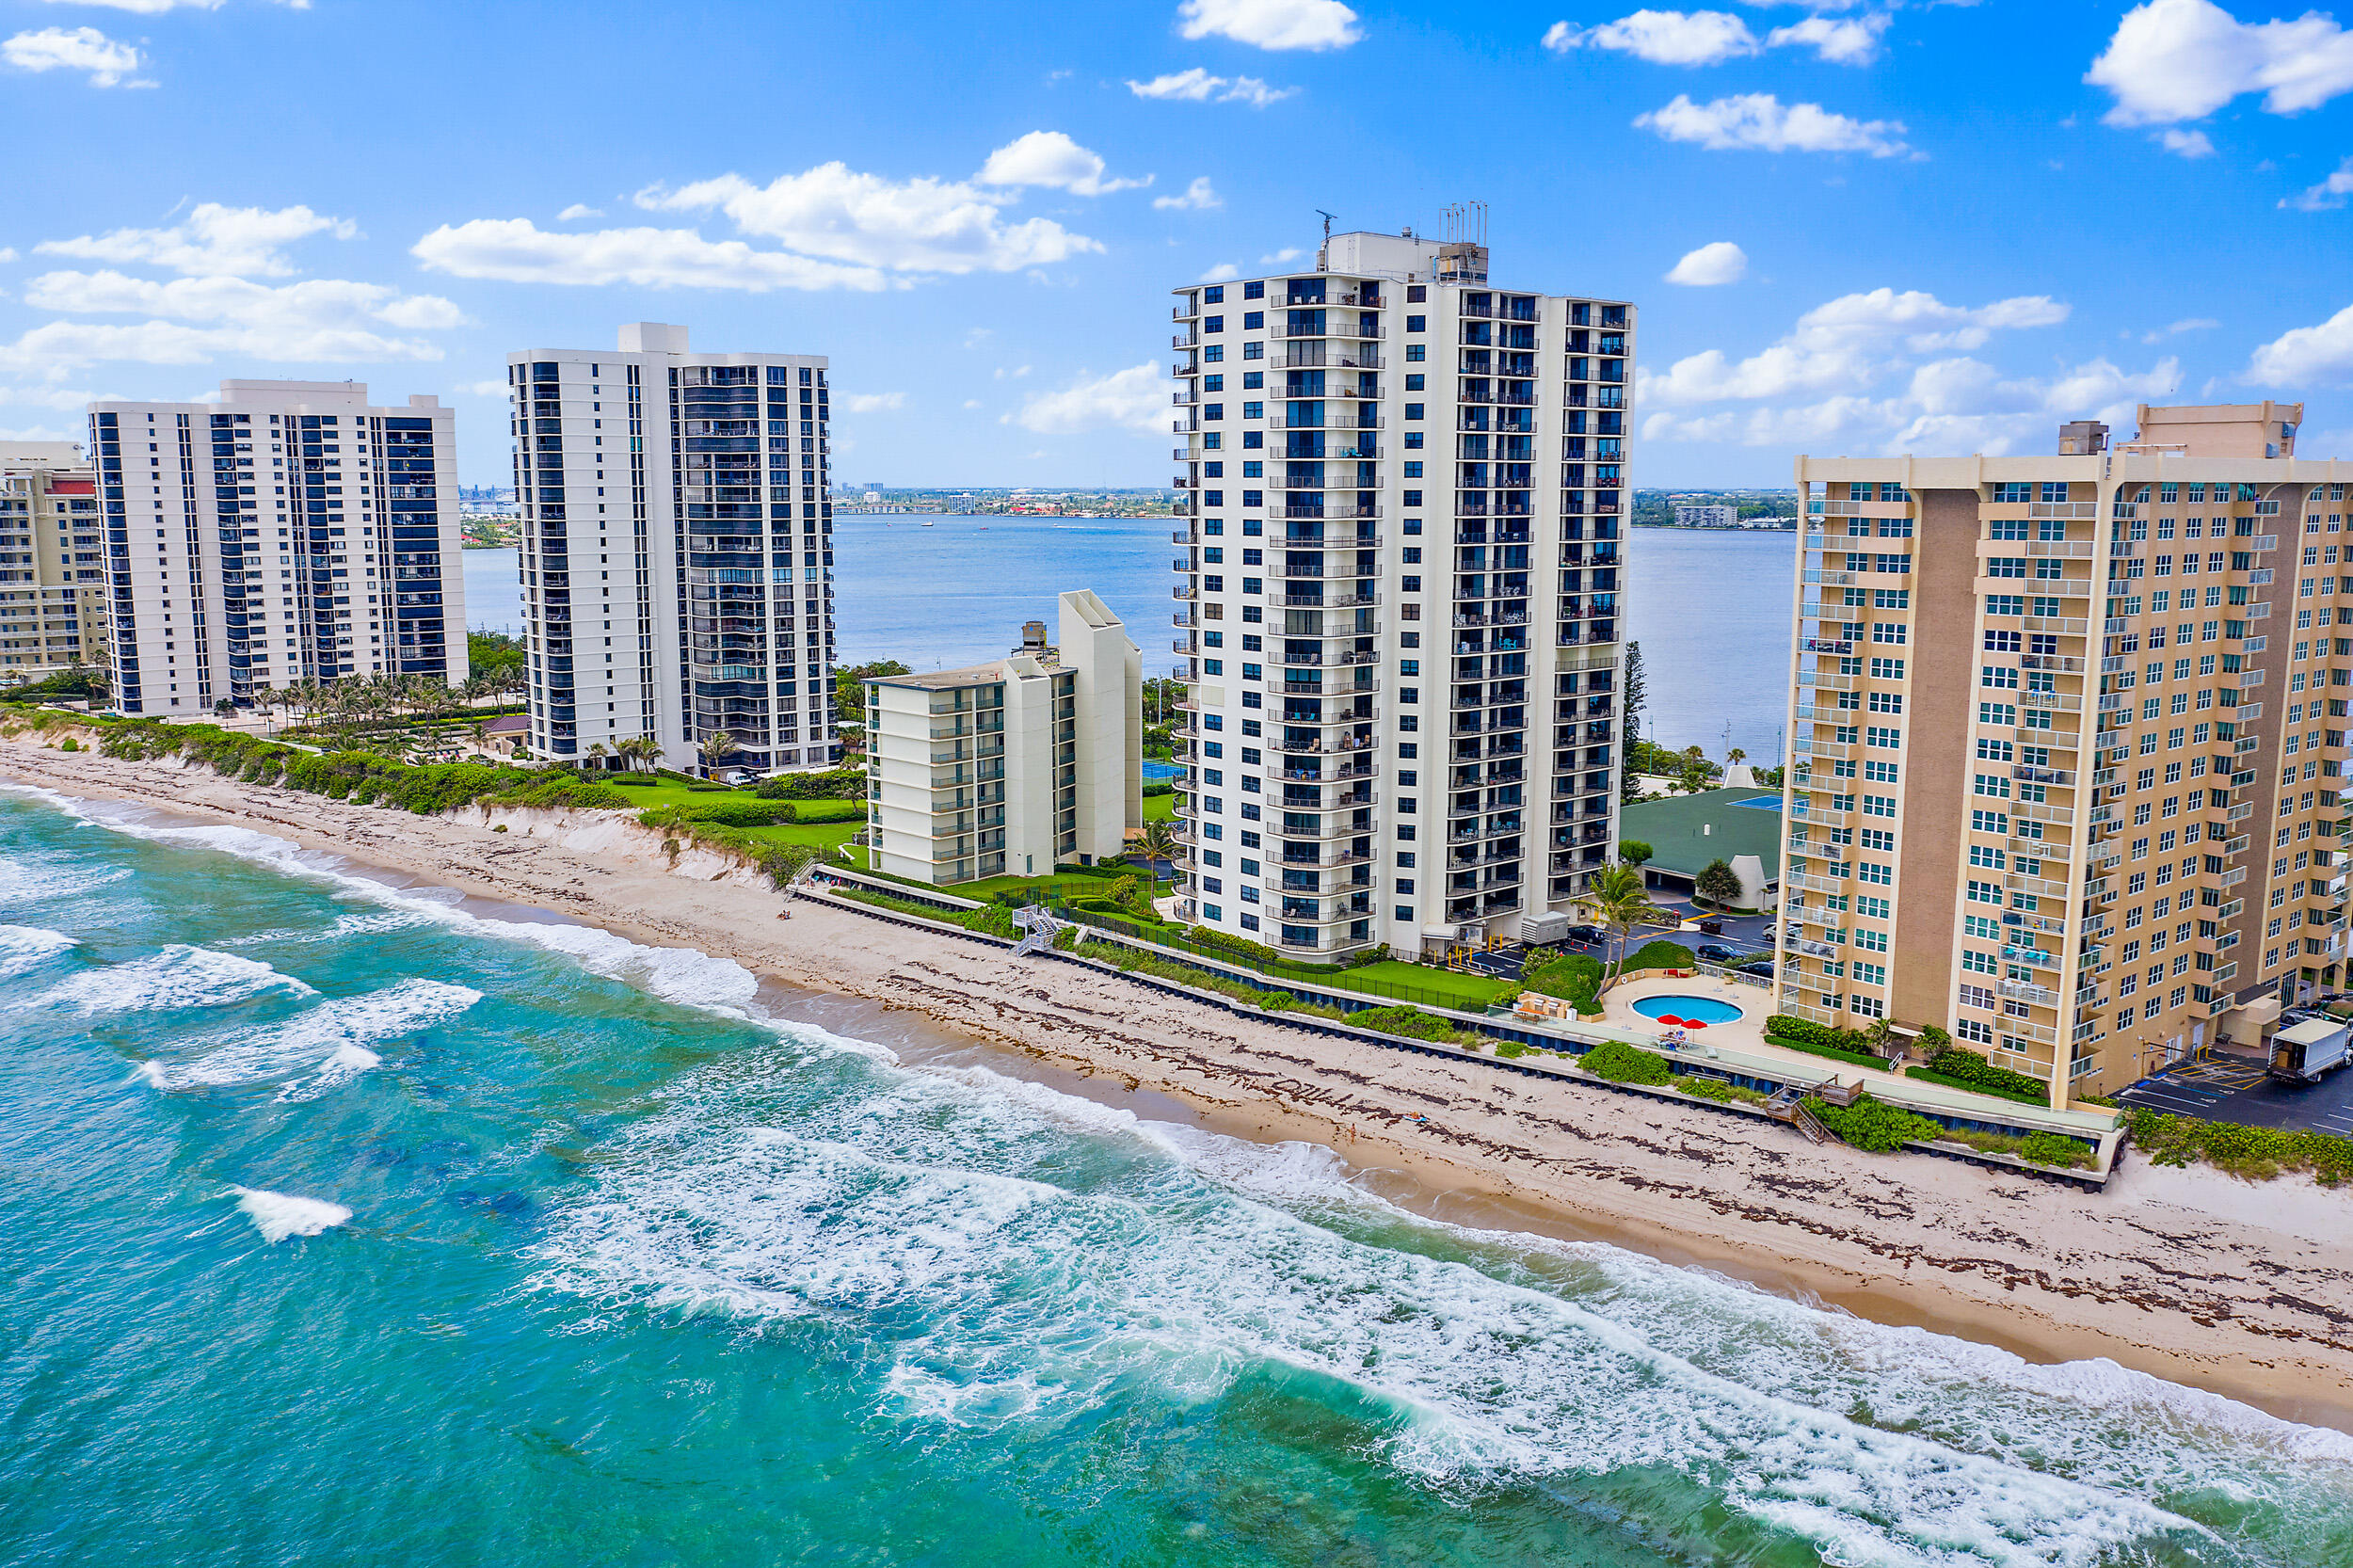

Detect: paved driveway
[2115, 1056, 2353, 1139]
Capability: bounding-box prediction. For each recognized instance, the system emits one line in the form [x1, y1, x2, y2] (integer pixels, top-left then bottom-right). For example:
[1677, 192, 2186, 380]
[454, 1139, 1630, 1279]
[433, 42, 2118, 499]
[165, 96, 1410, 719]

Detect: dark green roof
[1620, 786, 1783, 880]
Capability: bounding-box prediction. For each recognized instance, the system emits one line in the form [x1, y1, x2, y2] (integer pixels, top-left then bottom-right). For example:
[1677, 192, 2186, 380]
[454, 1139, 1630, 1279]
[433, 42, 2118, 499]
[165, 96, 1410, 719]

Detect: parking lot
[2114, 1055, 2353, 1138]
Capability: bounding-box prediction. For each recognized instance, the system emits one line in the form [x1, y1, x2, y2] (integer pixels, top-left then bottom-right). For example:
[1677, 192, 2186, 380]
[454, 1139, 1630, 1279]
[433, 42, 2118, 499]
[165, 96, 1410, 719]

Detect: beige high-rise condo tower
[1169, 224, 1633, 959]
[1778, 402, 2349, 1106]
[0, 443, 108, 687]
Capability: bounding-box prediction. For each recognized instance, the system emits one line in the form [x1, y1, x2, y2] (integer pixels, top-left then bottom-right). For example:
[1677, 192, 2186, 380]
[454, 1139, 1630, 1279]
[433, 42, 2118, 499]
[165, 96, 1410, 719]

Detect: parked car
[1697, 919, 1725, 936]
[1695, 943, 1748, 966]
[1564, 923, 1608, 947]
[1735, 957, 1776, 978]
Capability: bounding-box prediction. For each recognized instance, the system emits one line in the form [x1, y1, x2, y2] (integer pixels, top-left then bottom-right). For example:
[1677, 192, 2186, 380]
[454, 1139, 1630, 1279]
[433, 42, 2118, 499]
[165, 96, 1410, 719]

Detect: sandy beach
[10, 730, 2353, 1430]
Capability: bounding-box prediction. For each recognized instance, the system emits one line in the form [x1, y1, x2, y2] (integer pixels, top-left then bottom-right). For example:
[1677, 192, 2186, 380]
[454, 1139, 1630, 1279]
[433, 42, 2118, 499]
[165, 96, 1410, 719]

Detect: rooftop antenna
[1314, 209, 1336, 270]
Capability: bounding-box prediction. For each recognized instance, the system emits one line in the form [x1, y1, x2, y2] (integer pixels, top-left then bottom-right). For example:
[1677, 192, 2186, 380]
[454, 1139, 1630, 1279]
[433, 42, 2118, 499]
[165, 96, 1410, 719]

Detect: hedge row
[91, 721, 629, 814]
[2124, 1107, 2353, 1186]
[833, 885, 1016, 939]
[1905, 1066, 2050, 1108]
[751, 768, 866, 801]
[1918, 1046, 2049, 1101]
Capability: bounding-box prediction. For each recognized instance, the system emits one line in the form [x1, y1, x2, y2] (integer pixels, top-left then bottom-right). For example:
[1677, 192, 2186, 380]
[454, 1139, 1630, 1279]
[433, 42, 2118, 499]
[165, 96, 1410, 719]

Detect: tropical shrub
[1805, 1094, 1942, 1153]
[1680, 1076, 1769, 1106]
[2122, 1107, 2353, 1186]
[1581, 1040, 1674, 1085]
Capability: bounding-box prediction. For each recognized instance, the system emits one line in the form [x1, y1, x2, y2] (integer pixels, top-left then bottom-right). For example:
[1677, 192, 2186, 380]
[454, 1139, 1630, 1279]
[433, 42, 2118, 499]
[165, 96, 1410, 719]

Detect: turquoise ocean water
[12, 782, 2348, 1565]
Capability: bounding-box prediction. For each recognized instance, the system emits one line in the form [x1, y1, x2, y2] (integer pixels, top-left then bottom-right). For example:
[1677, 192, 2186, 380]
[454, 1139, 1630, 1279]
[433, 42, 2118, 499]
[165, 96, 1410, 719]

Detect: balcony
[1977, 576, 2092, 599]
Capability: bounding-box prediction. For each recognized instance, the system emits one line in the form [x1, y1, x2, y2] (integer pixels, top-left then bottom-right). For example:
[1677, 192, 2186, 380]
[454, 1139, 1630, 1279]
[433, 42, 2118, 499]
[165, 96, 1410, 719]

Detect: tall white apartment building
[86, 381, 465, 715]
[1777, 402, 2350, 1104]
[1673, 502, 1737, 529]
[508, 324, 838, 772]
[1169, 228, 1633, 957]
[864, 590, 1143, 884]
[0, 442, 108, 684]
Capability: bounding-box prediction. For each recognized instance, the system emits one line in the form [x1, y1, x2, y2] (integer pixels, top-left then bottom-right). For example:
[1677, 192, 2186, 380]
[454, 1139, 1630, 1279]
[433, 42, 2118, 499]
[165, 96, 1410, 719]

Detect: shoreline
[9, 734, 2353, 1432]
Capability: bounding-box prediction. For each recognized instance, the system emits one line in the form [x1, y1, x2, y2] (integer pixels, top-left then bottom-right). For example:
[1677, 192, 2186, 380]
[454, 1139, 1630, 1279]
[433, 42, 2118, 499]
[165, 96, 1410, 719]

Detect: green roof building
[1620, 786, 1783, 907]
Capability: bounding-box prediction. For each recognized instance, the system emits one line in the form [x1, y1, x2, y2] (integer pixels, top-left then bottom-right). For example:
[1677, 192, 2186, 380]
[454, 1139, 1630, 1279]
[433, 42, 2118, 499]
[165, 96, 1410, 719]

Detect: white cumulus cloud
[1765, 12, 1889, 64]
[2088, 0, 2353, 126]
[556, 202, 604, 221]
[1664, 240, 1747, 285]
[1154, 176, 1223, 211]
[2283, 156, 2353, 212]
[1200, 262, 1241, 281]
[37, 202, 357, 278]
[2248, 303, 2353, 386]
[619, 152, 1106, 278]
[1545, 10, 1757, 66]
[412, 219, 889, 292]
[1636, 92, 1913, 156]
[1544, 9, 1886, 66]
[1177, 0, 1361, 51]
[974, 131, 1148, 196]
[841, 392, 905, 413]
[2156, 127, 2216, 158]
[1009, 363, 1168, 434]
[1641, 286, 2070, 407]
[5, 25, 144, 87]
[1128, 67, 1298, 105]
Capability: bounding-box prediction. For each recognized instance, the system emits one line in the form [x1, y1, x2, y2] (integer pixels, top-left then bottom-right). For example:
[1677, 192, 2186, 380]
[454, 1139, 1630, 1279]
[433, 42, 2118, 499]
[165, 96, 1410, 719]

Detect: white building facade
[508, 324, 838, 771]
[0, 442, 108, 684]
[865, 591, 1143, 885]
[86, 381, 465, 715]
[1673, 502, 1737, 529]
[1170, 230, 1633, 957]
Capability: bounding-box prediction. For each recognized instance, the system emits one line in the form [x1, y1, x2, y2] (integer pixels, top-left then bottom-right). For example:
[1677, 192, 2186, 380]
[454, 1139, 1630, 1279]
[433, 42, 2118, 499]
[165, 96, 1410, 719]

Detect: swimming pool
[1632, 994, 1745, 1026]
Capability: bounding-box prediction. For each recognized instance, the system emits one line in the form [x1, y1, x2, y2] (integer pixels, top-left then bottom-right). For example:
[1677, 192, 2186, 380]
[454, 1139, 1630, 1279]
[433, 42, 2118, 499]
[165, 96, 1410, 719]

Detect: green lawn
[1142, 792, 1176, 823]
[1338, 961, 1517, 1008]
[736, 819, 866, 859]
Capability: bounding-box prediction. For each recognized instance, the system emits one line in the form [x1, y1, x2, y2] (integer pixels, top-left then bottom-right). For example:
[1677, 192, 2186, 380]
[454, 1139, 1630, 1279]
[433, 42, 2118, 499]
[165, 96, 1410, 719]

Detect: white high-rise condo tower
[86, 381, 465, 715]
[1170, 225, 1634, 958]
[508, 323, 838, 773]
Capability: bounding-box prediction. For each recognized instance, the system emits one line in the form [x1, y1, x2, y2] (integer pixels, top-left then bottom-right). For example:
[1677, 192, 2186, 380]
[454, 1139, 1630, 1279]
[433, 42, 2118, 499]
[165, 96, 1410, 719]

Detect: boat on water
[921, 520, 935, 527]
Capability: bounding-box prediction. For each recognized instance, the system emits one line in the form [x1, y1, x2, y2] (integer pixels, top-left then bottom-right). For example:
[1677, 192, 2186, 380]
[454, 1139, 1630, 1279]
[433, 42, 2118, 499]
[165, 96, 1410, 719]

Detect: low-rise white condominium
[87, 381, 465, 715]
[0, 442, 108, 685]
[865, 590, 1142, 885]
[1777, 402, 2350, 1104]
[508, 323, 838, 773]
[1170, 228, 1633, 958]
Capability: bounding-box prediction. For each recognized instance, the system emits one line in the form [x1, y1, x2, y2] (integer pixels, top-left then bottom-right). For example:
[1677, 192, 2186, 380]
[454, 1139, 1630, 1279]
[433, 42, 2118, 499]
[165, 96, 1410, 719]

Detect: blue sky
[3, 0, 2349, 487]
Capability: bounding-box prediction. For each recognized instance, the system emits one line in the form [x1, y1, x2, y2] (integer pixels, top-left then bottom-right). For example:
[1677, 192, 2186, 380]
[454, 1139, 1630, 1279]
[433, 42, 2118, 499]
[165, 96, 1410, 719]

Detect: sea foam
[144, 977, 480, 1094]
[526, 1048, 2344, 1568]
[0, 922, 74, 980]
[24, 944, 314, 1016]
[226, 1186, 352, 1244]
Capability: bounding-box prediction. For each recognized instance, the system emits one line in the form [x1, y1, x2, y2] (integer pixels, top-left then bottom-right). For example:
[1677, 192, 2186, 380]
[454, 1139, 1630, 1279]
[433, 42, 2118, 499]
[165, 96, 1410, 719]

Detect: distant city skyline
[1, 3, 2347, 490]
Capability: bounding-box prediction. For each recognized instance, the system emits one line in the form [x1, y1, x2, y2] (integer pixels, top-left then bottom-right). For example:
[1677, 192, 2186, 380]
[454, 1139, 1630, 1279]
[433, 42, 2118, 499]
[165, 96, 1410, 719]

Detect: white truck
[2269, 1015, 2353, 1084]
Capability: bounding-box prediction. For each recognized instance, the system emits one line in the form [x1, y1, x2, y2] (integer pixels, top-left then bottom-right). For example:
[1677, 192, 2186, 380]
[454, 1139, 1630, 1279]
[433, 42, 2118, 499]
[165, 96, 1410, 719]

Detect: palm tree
[468, 717, 490, 757]
[696, 729, 737, 777]
[618, 733, 664, 774]
[1135, 819, 1179, 901]
[1575, 860, 1672, 991]
[584, 740, 612, 772]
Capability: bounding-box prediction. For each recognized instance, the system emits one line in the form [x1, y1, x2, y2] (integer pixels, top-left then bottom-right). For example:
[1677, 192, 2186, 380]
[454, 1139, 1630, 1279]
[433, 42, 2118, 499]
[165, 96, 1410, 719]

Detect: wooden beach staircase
[1766, 1083, 1837, 1145]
